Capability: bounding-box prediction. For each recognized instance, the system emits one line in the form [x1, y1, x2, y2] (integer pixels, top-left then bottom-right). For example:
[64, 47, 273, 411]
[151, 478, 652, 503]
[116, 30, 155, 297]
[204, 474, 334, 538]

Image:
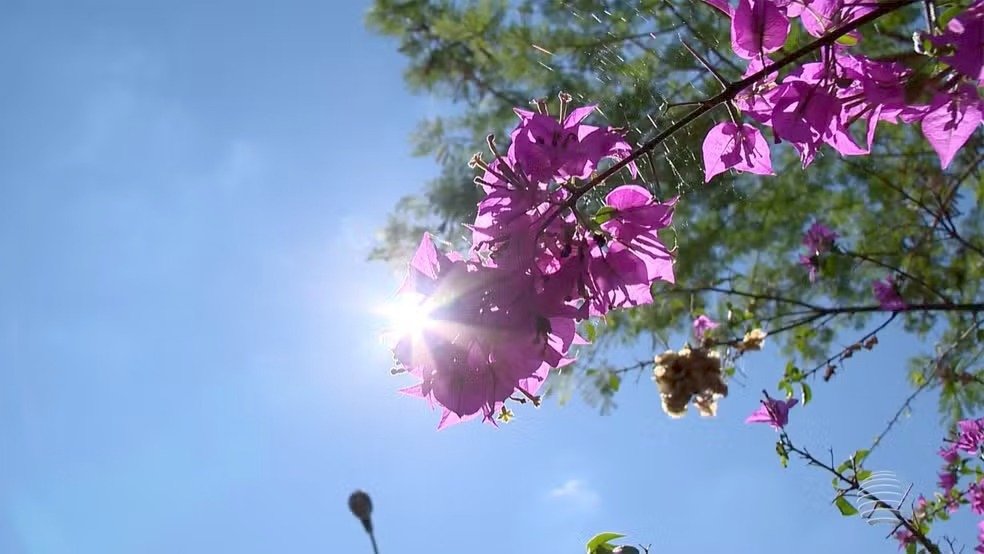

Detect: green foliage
[585, 532, 625, 554]
[367, 0, 984, 425]
[834, 495, 858, 517]
[775, 440, 788, 468]
[852, 449, 870, 466]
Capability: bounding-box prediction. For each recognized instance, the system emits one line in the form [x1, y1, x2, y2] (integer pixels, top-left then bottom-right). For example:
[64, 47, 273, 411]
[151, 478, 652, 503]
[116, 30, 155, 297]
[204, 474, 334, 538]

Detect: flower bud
[348, 490, 374, 534]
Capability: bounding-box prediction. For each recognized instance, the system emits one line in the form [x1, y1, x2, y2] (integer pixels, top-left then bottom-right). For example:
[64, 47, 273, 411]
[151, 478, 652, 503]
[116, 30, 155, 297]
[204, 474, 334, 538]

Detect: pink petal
[702, 122, 774, 182]
[604, 184, 652, 210]
[513, 108, 536, 121]
[564, 105, 597, 127]
[736, 124, 775, 175]
[731, 0, 790, 60]
[409, 233, 440, 279]
[921, 87, 983, 169]
[703, 122, 741, 182]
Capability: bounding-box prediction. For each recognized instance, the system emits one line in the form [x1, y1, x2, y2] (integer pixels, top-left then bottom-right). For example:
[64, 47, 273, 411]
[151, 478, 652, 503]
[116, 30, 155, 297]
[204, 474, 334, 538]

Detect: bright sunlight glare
[374, 293, 434, 338]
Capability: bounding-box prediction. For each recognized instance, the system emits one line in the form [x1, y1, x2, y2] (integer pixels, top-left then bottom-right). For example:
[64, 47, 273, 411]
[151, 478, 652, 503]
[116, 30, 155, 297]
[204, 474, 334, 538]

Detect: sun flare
[376, 293, 434, 337]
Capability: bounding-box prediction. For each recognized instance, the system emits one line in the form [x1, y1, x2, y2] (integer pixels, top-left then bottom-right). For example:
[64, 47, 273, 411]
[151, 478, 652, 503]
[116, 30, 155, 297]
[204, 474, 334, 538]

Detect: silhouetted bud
[348, 490, 373, 534]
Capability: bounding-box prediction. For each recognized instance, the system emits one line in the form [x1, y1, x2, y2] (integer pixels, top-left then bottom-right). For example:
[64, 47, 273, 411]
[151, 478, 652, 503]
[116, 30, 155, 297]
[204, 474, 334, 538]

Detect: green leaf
[835, 34, 858, 47]
[586, 533, 625, 554]
[856, 470, 872, 482]
[852, 449, 870, 466]
[583, 217, 604, 234]
[778, 379, 794, 399]
[593, 206, 617, 225]
[939, 4, 964, 26]
[800, 382, 812, 406]
[909, 368, 926, 387]
[607, 373, 621, 394]
[775, 441, 789, 468]
[905, 543, 917, 554]
[784, 361, 802, 382]
[834, 495, 859, 516]
[584, 321, 597, 343]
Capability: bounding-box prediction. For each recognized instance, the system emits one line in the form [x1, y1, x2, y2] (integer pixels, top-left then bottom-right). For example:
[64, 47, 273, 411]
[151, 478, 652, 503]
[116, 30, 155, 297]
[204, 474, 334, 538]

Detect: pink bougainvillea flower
[702, 121, 774, 182]
[393, 234, 577, 429]
[586, 184, 676, 316]
[929, 1, 984, 84]
[745, 397, 798, 429]
[734, 58, 782, 124]
[857, 57, 911, 109]
[601, 185, 677, 244]
[601, 185, 676, 243]
[470, 164, 541, 247]
[969, 481, 984, 515]
[938, 470, 958, 492]
[946, 492, 962, 514]
[957, 417, 984, 453]
[797, 0, 873, 39]
[799, 253, 821, 283]
[839, 55, 913, 146]
[921, 85, 983, 170]
[731, 0, 790, 59]
[798, 221, 836, 282]
[803, 221, 837, 253]
[509, 106, 637, 184]
[894, 528, 916, 550]
[977, 520, 984, 553]
[914, 494, 928, 519]
[692, 314, 719, 342]
[872, 276, 906, 311]
[770, 78, 867, 167]
[585, 239, 662, 316]
[940, 444, 960, 465]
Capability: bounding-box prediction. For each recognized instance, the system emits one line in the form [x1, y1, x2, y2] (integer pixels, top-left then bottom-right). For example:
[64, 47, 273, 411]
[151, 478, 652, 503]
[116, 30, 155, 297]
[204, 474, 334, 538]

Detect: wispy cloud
[548, 478, 600, 511]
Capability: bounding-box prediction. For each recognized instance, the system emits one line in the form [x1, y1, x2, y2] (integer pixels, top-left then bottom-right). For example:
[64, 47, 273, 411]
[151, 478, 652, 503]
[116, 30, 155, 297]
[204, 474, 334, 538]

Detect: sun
[375, 293, 434, 337]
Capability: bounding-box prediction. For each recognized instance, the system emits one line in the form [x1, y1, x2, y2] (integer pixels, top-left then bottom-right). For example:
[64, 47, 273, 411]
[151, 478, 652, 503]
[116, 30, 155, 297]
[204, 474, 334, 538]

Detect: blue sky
[0, 1, 975, 552]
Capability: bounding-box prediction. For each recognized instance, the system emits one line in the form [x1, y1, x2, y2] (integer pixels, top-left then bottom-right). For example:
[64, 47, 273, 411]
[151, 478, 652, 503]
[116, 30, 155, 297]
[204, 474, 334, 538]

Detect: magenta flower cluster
[745, 395, 798, 429]
[911, 417, 984, 551]
[872, 275, 907, 311]
[938, 418, 984, 499]
[701, 0, 983, 181]
[794, 221, 910, 308]
[692, 314, 720, 343]
[391, 103, 676, 428]
[798, 220, 837, 282]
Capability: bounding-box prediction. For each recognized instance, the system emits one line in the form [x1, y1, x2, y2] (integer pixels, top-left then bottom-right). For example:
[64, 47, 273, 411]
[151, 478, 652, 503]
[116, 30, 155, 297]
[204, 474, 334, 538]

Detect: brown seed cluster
[653, 347, 728, 418]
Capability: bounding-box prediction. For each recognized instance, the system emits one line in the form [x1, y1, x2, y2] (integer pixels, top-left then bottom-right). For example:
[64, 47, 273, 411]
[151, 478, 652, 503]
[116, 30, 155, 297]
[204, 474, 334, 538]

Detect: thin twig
[803, 314, 898, 380]
[775, 422, 941, 553]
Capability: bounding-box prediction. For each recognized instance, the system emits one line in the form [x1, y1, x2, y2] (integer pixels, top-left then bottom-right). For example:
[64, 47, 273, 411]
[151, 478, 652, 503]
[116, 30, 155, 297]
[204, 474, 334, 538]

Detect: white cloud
[548, 478, 600, 510]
